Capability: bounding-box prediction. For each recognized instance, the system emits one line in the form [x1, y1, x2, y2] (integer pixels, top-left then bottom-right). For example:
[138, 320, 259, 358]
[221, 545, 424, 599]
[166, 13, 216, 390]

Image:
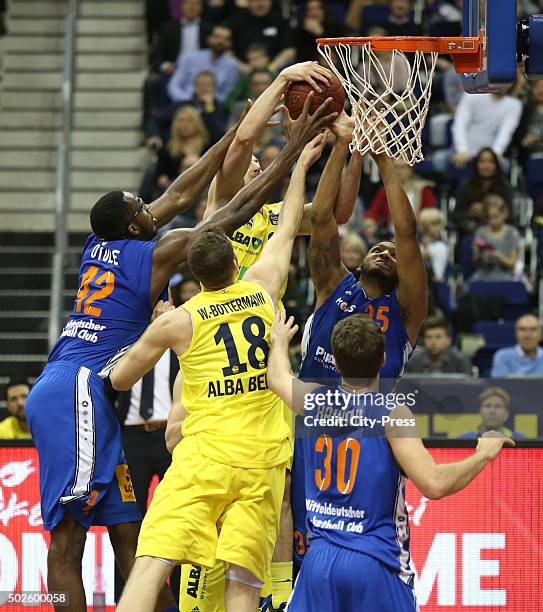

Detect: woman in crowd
[155, 106, 209, 194]
[453, 147, 512, 237]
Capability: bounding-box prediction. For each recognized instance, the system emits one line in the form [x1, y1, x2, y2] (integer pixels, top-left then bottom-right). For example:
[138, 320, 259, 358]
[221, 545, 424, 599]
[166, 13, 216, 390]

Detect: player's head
[187, 227, 239, 289]
[90, 191, 158, 241]
[359, 241, 398, 288]
[5, 378, 30, 422]
[243, 155, 263, 185]
[478, 387, 510, 430]
[332, 314, 385, 381]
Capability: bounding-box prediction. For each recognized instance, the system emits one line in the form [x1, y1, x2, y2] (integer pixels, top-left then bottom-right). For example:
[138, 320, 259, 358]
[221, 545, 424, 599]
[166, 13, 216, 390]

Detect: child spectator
[419, 208, 448, 281]
[192, 71, 228, 144]
[340, 231, 368, 273]
[471, 194, 519, 281]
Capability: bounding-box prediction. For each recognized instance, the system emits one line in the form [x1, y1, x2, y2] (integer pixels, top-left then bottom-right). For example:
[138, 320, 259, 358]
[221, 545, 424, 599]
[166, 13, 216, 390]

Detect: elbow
[233, 131, 255, 149]
[422, 482, 446, 500]
[165, 432, 175, 454]
[109, 371, 131, 392]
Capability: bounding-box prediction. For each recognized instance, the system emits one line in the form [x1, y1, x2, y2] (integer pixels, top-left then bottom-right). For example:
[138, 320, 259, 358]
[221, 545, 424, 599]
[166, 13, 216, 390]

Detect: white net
[318, 42, 439, 166]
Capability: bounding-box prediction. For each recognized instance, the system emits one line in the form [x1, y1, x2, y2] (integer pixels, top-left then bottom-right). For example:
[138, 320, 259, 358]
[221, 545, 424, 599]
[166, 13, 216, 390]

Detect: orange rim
[317, 35, 483, 73]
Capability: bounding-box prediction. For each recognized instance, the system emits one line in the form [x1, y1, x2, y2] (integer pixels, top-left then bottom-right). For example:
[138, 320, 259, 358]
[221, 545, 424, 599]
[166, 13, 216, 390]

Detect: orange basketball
[285, 72, 345, 124]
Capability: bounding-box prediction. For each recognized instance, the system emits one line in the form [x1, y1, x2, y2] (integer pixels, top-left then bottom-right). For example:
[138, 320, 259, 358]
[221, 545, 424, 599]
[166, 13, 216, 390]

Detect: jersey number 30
[314, 434, 361, 495]
[75, 265, 115, 317]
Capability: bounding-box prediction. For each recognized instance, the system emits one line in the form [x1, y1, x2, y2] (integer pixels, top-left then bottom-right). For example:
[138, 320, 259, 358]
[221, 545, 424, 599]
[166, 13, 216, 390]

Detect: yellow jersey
[0, 416, 31, 439]
[179, 280, 290, 468]
[231, 203, 282, 280]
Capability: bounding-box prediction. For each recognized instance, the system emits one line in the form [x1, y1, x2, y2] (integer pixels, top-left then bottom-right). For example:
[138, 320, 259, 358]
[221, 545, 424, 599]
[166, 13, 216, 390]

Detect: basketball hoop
[317, 36, 483, 165]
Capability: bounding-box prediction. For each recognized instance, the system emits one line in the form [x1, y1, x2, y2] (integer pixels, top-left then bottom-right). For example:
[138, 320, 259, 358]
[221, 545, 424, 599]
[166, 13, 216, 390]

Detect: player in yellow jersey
[111, 130, 328, 612]
[193, 63, 365, 612]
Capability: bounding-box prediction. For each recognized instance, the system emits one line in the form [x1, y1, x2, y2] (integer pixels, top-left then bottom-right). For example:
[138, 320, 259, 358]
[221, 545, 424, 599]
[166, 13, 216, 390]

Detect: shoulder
[0, 416, 14, 436]
[493, 346, 515, 361]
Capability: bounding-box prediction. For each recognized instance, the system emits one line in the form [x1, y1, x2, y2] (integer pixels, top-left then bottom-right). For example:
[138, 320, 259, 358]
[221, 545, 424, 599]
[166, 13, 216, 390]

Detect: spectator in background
[145, 0, 170, 44]
[471, 194, 519, 281]
[295, 0, 348, 62]
[170, 275, 200, 308]
[143, 0, 213, 145]
[363, 159, 436, 241]
[154, 106, 209, 196]
[452, 148, 512, 236]
[419, 208, 448, 282]
[362, 26, 410, 97]
[191, 70, 228, 144]
[405, 316, 472, 376]
[167, 24, 239, 104]
[491, 314, 543, 377]
[227, 0, 295, 72]
[446, 91, 523, 171]
[225, 44, 276, 110]
[459, 387, 526, 439]
[346, 0, 387, 31]
[375, 0, 422, 37]
[0, 379, 31, 439]
[517, 79, 543, 202]
[340, 231, 368, 273]
[229, 70, 284, 146]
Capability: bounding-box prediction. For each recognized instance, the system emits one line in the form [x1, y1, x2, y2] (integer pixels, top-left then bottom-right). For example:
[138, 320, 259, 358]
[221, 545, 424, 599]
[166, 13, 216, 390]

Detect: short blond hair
[479, 386, 510, 410]
[418, 208, 444, 234]
[341, 231, 367, 258]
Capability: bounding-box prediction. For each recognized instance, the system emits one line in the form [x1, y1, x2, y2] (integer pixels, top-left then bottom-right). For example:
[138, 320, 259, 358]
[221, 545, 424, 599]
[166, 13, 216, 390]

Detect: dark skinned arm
[297, 150, 364, 234]
[374, 154, 427, 345]
[149, 96, 337, 302]
[148, 107, 250, 228]
[307, 116, 353, 310]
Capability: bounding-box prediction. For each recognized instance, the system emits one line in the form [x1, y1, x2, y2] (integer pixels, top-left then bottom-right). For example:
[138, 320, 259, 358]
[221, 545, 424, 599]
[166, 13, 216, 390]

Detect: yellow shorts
[136, 435, 286, 583]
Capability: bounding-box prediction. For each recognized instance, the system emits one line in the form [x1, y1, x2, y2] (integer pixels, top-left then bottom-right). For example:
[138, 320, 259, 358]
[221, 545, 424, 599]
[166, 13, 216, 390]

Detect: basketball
[285, 72, 345, 122]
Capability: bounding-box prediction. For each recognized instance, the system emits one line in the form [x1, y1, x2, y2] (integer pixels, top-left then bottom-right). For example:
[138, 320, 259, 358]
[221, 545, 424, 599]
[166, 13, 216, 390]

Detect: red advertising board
[0, 445, 541, 610]
[407, 448, 543, 611]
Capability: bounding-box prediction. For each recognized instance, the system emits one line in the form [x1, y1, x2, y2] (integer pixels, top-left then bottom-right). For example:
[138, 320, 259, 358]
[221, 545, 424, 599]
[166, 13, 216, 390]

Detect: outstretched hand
[299, 130, 329, 170]
[151, 299, 175, 322]
[283, 92, 338, 148]
[280, 61, 333, 92]
[270, 309, 299, 345]
[331, 110, 355, 142]
[476, 431, 515, 461]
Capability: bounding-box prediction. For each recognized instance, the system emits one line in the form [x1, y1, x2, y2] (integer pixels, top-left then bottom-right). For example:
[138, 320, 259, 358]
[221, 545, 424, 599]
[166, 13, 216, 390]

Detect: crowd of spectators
[136, 0, 543, 390]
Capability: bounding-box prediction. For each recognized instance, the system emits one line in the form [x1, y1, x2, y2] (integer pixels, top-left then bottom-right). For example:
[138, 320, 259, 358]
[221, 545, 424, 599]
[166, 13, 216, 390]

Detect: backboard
[461, 0, 518, 93]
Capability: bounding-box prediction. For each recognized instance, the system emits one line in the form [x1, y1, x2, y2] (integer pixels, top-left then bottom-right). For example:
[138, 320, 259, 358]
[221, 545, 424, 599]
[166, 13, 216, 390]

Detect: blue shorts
[287, 538, 417, 612]
[291, 432, 308, 570]
[26, 361, 141, 531]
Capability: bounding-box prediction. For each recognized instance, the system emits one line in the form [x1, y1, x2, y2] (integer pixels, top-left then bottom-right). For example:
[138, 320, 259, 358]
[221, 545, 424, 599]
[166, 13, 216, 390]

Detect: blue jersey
[300, 273, 412, 381]
[302, 385, 414, 587]
[49, 235, 163, 375]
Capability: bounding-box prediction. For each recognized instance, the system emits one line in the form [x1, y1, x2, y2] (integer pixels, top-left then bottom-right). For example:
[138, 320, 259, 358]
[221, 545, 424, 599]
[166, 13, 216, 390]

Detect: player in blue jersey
[25, 100, 334, 611]
[290, 114, 429, 569]
[267, 311, 514, 612]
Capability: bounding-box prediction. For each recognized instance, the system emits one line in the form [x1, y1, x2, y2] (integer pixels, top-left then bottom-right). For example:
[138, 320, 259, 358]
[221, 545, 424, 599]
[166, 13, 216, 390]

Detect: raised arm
[298, 150, 364, 234]
[387, 405, 514, 500]
[374, 153, 427, 344]
[205, 62, 333, 216]
[307, 114, 353, 309]
[110, 309, 191, 391]
[148, 120, 239, 227]
[244, 132, 327, 302]
[267, 310, 318, 414]
[149, 96, 337, 301]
